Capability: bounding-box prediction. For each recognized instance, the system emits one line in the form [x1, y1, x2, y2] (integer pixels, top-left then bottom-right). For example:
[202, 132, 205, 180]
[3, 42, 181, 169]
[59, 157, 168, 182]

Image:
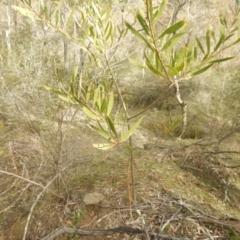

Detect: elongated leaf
[58, 95, 76, 104]
[153, 0, 167, 23]
[125, 22, 154, 50]
[83, 107, 99, 120]
[107, 92, 114, 116]
[93, 143, 114, 150]
[105, 116, 118, 137]
[120, 116, 144, 142]
[101, 98, 108, 114]
[174, 46, 187, 66]
[206, 30, 211, 54]
[12, 6, 35, 19]
[161, 32, 186, 52]
[104, 21, 112, 42]
[210, 57, 234, 64]
[192, 64, 213, 76]
[145, 55, 166, 78]
[232, 37, 240, 46]
[168, 63, 184, 76]
[196, 37, 205, 54]
[224, 33, 234, 43]
[158, 20, 186, 39]
[214, 34, 224, 51]
[129, 58, 148, 69]
[89, 124, 110, 140]
[65, 5, 76, 31]
[43, 85, 64, 95]
[137, 13, 149, 35]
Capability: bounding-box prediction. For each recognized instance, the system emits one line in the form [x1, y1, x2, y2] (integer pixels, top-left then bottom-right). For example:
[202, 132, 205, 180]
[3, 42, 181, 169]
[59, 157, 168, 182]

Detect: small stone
[82, 192, 104, 205]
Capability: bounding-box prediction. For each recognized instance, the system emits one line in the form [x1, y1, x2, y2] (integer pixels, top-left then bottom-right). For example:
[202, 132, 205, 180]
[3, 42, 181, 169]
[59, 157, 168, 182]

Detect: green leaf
[214, 35, 224, 52]
[232, 37, 240, 46]
[89, 123, 110, 140]
[12, 6, 36, 19]
[192, 64, 213, 76]
[125, 22, 154, 50]
[161, 32, 186, 52]
[105, 116, 118, 137]
[196, 37, 205, 54]
[158, 20, 186, 39]
[107, 92, 114, 116]
[136, 13, 149, 35]
[93, 143, 114, 150]
[58, 95, 76, 104]
[65, 5, 76, 31]
[129, 58, 148, 69]
[206, 30, 211, 54]
[100, 98, 108, 114]
[104, 21, 113, 42]
[120, 116, 144, 142]
[210, 57, 234, 64]
[43, 85, 64, 95]
[153, 0, 167, 23]
[83, 107, 99, 120]
[145, 55, 167, 78]
[174, 46, 187, 66]
[168, 63, 184, 76]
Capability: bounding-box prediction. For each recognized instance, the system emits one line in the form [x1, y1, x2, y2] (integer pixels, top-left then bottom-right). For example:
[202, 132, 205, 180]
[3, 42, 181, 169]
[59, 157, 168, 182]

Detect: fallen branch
[41, 225, 191, 240]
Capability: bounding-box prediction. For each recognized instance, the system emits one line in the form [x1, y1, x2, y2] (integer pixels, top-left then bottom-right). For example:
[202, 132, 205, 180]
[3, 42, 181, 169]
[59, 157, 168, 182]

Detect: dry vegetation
[0, 0, 240, 239]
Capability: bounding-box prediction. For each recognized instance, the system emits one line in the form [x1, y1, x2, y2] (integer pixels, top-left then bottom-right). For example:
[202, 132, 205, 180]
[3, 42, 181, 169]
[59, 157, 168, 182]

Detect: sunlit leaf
[104, 21, 112, 42]
[58, 95, 76, 104]
[196, 37, 205, 54]
[12, 6, 36, 19]
[161, 32, 186, 52]
[136, 13, 149, 35]
[210, 57, 234, 64]
[153, 0, 167, 23]
[125, 22, 154, 50]
[89, 123, 110, 140]
[93, 143, 114, 150]
[145, 55, 166, 78]
[105, 116, 118, 137]
[83, 107, 99, 120]
[158, 20, 186, 39]
[192, 64, 213, 76]
[214, 34, 224, 51]
[129, 58, 148, 69]
[206, 30, 211, 54]
[65, 5, 76, 31]
[120, 116, 144, 142]
[107, 92, 114, 116]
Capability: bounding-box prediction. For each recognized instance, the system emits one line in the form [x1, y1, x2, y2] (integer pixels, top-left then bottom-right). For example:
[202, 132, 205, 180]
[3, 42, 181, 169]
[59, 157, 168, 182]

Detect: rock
[82, 192, 104, 205]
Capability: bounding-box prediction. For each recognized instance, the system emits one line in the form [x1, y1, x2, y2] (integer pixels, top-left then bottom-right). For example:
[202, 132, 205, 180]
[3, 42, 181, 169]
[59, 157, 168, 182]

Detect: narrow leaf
[145, 55, 167, 78]
[192, 64, 213, 76]
[93, 143, 114, 150]
[12, 6, 35, 19]
[125, 22, 154, 50]
[158, 20, 186, 39]
[83, 107, 99, 120]
[120, 116, 144, 142]
[105, 116, 118, 137]
[153, 0, 167, 23]
[161, 32, 186, 52]
[89, 124, 110, 140]
[107, 92, 114, 116]
[137, 13, 149, 35]
[58, 95, 75, 104]
[129, 58, 148, 69]
[210, 57, 234, 64]
[206, 30, 211, 54]
[196, 37, 205, 54]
